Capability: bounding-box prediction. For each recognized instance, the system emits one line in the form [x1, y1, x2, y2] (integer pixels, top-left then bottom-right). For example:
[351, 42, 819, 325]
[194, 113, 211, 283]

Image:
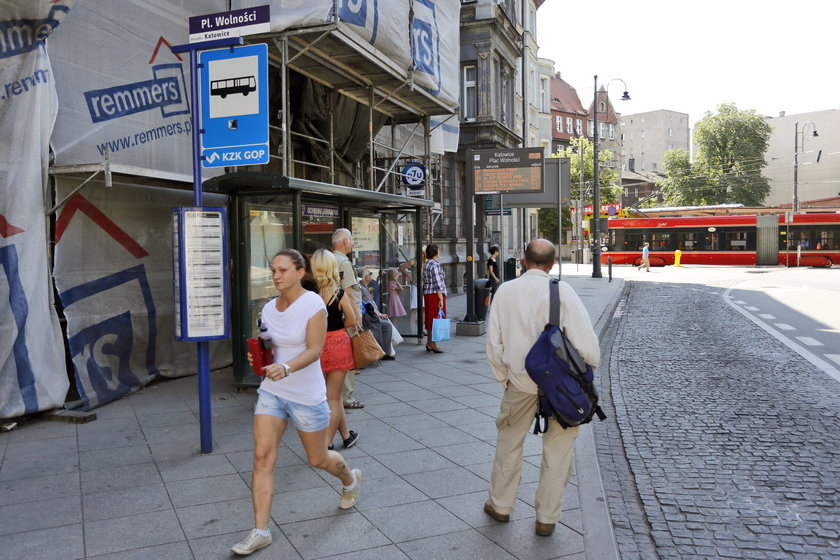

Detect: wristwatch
[281, 363, 292, 377]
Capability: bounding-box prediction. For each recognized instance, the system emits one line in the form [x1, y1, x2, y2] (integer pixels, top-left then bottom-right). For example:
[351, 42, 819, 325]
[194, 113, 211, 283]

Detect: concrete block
[45, 409, 97, 424]
[455, 321, 486, 336]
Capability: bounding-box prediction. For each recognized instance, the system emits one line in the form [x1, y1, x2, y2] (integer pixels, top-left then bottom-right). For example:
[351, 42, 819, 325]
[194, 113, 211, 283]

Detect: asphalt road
[595, 265, 840, 560]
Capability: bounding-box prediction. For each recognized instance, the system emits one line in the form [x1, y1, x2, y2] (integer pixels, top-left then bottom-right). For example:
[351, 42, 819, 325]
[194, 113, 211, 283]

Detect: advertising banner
[0, 0, 75, 419]
[49, 0, 226, 177]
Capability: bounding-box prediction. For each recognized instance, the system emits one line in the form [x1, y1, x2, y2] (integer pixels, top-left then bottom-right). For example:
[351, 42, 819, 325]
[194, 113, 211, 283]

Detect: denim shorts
[255, 390, 330, 432]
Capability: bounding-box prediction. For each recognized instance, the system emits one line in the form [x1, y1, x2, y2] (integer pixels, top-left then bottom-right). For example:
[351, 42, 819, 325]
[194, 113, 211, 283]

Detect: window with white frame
[540, 78, 547, 112]
[576, 119, 582, 135]
[588, 120, 594, 135]
[567, 117, 573, 135]
[556, 116, 563, 132]
[609, 124, 615, 139]
[462, 65, 476, 121]
[668, 128, 673, 136]
[599, 123, 605, 139]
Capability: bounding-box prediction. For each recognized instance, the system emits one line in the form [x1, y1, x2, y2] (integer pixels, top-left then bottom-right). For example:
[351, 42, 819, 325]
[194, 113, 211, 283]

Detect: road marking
[745, 306, 759, 311]
[759, 314, 775, 320]
[827, 355, 840, 367]
[774, 323, 795, 331]
[734, 300, 746, 304]
[796, 337, 823, 347]
[723, 287, 840, 385]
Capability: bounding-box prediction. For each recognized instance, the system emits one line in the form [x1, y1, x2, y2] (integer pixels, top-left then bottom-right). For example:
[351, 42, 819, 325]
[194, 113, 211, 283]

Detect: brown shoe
[483, 501, 510, 523]
[535, 520, 555, 537]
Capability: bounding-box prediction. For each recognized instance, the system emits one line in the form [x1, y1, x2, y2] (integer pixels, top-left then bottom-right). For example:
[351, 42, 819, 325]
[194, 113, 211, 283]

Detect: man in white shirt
[485, 238, 600, 537]
[332, 228, 365, 409]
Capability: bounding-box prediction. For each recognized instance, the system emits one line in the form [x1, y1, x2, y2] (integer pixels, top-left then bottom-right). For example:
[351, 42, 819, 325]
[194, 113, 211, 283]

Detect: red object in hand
[246, 338, 274, 376]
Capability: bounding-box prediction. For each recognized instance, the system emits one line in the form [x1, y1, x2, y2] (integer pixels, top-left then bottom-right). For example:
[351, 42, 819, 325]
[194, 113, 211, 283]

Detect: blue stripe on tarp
[60, 265, 159, 410]
[0, 244, 39, 414]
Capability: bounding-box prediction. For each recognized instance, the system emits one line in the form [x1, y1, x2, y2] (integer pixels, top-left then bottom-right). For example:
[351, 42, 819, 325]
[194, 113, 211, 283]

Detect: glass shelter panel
[352, 215, 382, 313]
[382, 212, 419, 336]
[246, 198, 294, 341]
[301, 204, 340, 255]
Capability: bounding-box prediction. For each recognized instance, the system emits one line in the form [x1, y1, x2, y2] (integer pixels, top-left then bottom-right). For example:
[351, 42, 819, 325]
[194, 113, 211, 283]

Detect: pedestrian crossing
[726, 290, 839, 384]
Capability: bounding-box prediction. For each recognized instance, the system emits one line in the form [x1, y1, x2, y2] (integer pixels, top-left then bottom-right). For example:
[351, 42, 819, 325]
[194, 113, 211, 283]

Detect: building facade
[548, 72, 588, 154]
[588, 86, 623, 172]
[620, 109, 690, 173]
[763, 110, 840, 208]
[453, 0, 546, 279]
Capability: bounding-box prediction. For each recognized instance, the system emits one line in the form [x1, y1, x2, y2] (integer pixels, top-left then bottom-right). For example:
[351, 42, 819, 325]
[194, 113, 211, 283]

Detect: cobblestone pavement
[597, 272, 840, 560]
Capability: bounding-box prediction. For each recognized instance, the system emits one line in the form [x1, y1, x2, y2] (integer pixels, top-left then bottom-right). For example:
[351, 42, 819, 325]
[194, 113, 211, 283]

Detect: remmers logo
[412, 0, 440, 94]
[0, 5, 71, 60]
[83, 39, 190, 124]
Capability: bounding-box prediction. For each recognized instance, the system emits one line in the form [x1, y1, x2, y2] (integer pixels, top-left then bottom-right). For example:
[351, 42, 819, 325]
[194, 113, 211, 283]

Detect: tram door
[756, 214, 780, 265]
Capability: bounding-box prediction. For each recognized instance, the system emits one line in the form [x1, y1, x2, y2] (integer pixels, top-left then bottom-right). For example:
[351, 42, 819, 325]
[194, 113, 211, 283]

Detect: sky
[536, 0, 839, 129]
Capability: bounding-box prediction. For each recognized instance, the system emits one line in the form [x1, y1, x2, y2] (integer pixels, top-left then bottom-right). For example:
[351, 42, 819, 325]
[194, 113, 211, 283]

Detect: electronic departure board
[471, 148, 544, 195]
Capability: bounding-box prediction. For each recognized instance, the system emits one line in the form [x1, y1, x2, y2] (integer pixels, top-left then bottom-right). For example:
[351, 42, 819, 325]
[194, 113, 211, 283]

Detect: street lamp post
[793, 121, 818, 213]
[591, 75, 630, 278]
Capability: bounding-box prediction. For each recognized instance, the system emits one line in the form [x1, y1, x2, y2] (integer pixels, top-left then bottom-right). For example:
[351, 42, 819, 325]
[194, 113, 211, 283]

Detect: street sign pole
[172, 36, 242, 454]
[464, 151, 477, 323]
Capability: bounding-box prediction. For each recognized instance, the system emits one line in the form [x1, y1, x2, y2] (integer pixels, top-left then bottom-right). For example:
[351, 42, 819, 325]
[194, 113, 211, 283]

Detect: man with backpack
[484, 239, 601, 536]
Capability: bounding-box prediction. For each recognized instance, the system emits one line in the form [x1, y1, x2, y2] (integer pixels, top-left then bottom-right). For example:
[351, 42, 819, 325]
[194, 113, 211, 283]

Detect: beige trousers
[341, 368, 356, 405]
[488, 386, 579, 524]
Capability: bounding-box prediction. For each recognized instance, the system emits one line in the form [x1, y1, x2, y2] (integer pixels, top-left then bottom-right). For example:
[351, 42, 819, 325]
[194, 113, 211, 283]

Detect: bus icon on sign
[211, 76, 256, 98]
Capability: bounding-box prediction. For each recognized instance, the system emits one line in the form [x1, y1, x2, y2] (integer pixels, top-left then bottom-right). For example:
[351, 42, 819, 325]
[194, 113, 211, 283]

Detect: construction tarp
[52, 178, 230, 411]
[46, 0, 232, 411]
[49, 0, 226, 177]
[234, 0, 460, 108]
[0, 1, 76, 419]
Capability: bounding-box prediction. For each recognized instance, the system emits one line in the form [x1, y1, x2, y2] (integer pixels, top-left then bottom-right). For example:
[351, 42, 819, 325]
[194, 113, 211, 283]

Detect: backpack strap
[548, 278, 560, 327]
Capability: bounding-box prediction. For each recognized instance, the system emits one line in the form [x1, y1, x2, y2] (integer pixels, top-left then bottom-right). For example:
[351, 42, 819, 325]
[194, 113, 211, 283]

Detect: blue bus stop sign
[199, 43, 268, 167]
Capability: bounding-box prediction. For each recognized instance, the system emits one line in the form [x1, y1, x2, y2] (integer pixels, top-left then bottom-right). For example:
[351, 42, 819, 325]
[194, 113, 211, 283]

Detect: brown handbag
[349, 327, 385, 369]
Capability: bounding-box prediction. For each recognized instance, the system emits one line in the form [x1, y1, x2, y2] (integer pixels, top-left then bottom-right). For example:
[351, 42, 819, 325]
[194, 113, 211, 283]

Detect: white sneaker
[230, 529, 272, 556]
[339, 468, 362, 509]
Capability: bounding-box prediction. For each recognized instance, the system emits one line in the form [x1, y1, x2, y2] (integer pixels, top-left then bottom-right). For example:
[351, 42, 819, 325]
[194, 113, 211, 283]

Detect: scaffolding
[246, 14, 456, 207]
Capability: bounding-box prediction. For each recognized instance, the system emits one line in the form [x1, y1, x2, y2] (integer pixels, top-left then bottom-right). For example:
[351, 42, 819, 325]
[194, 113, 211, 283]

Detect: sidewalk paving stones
[0, 265, 624, 559]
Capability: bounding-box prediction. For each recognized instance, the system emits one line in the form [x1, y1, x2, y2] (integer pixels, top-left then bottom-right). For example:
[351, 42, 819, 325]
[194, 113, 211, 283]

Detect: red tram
[604, 213, 840, 267]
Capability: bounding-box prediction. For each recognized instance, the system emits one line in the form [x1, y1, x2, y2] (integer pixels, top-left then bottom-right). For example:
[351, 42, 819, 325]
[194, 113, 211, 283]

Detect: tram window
[677, 232, 698, 250]
[793, 230, 810, 249]
[704, 232, 720, 250]
[725, 230, 751, 250]
[815, 230, 838, 250]
[649, 232, 671, 250]
[624, 233, 646, 251]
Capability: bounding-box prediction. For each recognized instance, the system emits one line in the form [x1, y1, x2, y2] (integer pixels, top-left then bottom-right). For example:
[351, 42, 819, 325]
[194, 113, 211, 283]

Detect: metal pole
[187, 48, 212, 454]
[281, 38, 290, 177]
[592, 75, 602, 278]
[464, 151, 477, 322]
[499, 194, 505, 281]
[557, 159, 562, 279]
[172, 36, 243, 454]
[793, 121, 799, 214]
[578, 141, 584, 269]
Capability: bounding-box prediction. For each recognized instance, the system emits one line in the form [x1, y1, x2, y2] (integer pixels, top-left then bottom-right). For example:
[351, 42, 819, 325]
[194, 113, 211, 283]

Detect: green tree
[659, 149, 709, 205]
[538, 136, 619, 241]
[660, 103, 771, 206]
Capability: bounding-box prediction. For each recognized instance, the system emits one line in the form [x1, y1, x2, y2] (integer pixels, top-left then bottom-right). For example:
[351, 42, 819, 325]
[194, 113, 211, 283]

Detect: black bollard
[608, 256, 612, 282]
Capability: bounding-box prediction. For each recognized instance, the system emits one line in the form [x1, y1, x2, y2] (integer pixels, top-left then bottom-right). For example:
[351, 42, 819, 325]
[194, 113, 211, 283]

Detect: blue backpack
[524, 278, 606, 433]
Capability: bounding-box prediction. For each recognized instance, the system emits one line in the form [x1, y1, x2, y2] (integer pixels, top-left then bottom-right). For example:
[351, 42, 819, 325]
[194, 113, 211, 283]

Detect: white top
[333, 249, 362, 313]
[259, 290, 327, 405]
[486, 268, 601, 395]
